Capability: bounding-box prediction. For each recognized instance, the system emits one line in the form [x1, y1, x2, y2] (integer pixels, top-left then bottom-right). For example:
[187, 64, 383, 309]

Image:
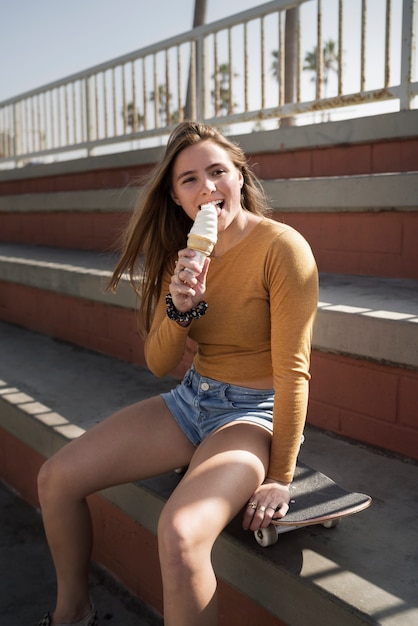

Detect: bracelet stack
[165, 293, 208, 326]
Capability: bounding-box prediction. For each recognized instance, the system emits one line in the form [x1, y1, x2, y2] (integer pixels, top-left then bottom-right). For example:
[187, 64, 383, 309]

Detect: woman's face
[171, 139, 244, 232]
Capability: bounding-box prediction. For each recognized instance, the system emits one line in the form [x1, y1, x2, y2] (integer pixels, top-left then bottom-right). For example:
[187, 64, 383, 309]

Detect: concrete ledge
[0, 110, 416, 183]
[314, 273, 418, 369]
[0, 243, 136, 309]
[265, 172, 418, 212]
[1, 321, 417, 626]
[237, 109, 418, 155]
[0, 172, 417, 213]
[0, 188, 138, 213]
[1, 243, 417, 369]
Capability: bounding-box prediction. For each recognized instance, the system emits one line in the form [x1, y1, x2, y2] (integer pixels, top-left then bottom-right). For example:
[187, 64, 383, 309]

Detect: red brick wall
[0, 164, 154, 195]
[1, 138, 417, 276]
[280, 211, 418, 279]
[0, 211, 130, 251]
[309, 352, 418, 460]
[250, 137, 418, 179]
[0, 281, 194, 379]
[0, 137, 417, 198]
[1, 209, 417, 278]
[0, 281, 146, 366]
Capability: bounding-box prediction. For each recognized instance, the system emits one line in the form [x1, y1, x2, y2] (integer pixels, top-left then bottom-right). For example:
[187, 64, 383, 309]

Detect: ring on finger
[248, 501, 257, 510]
[266, 505, 277, 512]
[258, 506, 266, 513]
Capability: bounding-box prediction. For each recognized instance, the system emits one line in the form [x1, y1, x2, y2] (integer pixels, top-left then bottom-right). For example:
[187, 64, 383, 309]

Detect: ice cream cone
[186, 202, 218, 274]
[187, 233, 215, 256]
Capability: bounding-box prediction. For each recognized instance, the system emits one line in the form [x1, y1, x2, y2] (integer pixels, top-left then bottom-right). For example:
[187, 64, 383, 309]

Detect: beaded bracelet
[165, 293, 208, 326]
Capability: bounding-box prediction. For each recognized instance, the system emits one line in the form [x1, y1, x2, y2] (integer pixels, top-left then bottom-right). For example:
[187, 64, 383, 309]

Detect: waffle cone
[187, 233, 215, 256]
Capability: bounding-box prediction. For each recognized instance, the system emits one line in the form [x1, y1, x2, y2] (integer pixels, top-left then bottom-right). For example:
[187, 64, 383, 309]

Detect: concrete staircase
[1, 111, 417, 625]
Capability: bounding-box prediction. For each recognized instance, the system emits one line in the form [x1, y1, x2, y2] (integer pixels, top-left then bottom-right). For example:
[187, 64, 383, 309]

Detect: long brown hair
[108, 120, 269, 333]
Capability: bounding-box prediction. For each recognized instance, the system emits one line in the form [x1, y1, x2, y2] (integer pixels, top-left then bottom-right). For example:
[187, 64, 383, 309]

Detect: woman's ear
[171, 190, 180, 206]
[238, 169, 244, 189]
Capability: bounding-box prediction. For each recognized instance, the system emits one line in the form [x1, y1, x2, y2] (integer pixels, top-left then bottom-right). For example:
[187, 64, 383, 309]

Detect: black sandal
[36, 606, 98, 626]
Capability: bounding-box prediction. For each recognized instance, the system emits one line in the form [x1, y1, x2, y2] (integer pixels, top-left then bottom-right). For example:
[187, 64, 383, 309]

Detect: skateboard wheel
[322, 518, 341, 529]
[254, 526, 278, 547]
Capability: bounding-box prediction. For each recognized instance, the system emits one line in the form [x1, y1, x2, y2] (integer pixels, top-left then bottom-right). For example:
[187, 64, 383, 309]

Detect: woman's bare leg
[158, 422, 272, 626]
[37, 396, 196, 624]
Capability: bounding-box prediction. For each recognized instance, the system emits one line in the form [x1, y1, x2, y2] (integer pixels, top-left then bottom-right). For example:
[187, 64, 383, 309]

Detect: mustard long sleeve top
[144, 218, 318, 484]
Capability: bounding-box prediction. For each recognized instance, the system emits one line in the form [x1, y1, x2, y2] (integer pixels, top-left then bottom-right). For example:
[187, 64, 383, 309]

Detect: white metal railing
[0, 0, 416, 167]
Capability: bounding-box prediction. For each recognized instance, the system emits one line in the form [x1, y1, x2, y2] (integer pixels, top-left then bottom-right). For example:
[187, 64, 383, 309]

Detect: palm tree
[125, 102, 144, 132]
[303, 39, 338, 97]
[149, 84, 182, 127]
[271, 50, 280, 83]
[211, 63, 239, 116]
[149, 84, 173, 126]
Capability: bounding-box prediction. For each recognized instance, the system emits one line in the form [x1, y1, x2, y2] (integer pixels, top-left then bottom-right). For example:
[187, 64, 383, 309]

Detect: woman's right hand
[169, 248, 210, 312]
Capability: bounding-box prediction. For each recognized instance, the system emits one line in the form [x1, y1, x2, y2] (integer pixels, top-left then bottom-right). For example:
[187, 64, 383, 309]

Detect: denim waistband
[184, 366, 274, 399]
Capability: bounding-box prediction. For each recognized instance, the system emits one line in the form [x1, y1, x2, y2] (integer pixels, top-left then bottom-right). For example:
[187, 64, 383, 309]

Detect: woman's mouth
[199, 200, 223, 214]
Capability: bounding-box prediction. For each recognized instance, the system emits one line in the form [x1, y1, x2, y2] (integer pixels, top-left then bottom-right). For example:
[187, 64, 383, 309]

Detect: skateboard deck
[255, 461, 372, 546]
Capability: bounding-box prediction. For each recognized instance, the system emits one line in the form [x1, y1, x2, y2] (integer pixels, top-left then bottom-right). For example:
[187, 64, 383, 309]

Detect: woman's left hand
[242, 477, 291, 531]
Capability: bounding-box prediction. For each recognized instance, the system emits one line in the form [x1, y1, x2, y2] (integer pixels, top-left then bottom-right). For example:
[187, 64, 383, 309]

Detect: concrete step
[0, 243, 417, 461]
[264, 171, 418, 212]
[0, 321, 417, 626]
[0, 170, 417, 278]
[0, 111, 417, 191]
[0, 242, 417, 369]
[1, 172, 417, 213]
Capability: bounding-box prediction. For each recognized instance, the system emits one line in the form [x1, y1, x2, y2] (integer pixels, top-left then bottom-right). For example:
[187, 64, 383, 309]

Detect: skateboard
[254, 461, 372, 547]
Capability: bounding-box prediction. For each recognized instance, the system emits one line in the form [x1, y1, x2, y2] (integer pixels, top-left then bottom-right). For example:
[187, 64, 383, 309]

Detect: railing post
[13, 102, 20, 165]
[196, 33, 204, 120]
[195, 29, 211, 121]
[85, 75, 95, 156]
[399, 0, 416, 110]
[203, 34, 211, 119]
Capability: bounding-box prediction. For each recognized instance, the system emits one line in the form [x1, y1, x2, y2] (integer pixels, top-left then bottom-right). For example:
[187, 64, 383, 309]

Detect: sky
[0, 0, 412, 129]
[1, 0, 410, 102]
[0, 0, 268, 102]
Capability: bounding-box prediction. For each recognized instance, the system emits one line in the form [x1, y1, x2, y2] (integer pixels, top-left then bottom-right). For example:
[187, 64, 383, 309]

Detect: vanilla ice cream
[187, 202, 218, 258]
[185, 202, 219, 275]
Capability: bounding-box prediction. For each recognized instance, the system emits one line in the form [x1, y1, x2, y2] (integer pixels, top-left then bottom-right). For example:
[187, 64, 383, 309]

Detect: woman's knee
[37, 453, 76, 507]
[158, 507, 189, 557]
[158, 505, 209, 571]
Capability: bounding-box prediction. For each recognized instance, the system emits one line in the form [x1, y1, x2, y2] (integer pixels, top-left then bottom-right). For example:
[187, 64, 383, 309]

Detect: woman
[37, 121, 318, 626]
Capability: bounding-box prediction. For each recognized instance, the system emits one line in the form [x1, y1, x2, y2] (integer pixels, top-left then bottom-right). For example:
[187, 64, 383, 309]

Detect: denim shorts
[161, 366, 274, 446]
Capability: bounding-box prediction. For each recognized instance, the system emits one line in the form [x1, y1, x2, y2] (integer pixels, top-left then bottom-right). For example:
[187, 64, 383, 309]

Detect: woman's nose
[201, 177, 216, 193]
